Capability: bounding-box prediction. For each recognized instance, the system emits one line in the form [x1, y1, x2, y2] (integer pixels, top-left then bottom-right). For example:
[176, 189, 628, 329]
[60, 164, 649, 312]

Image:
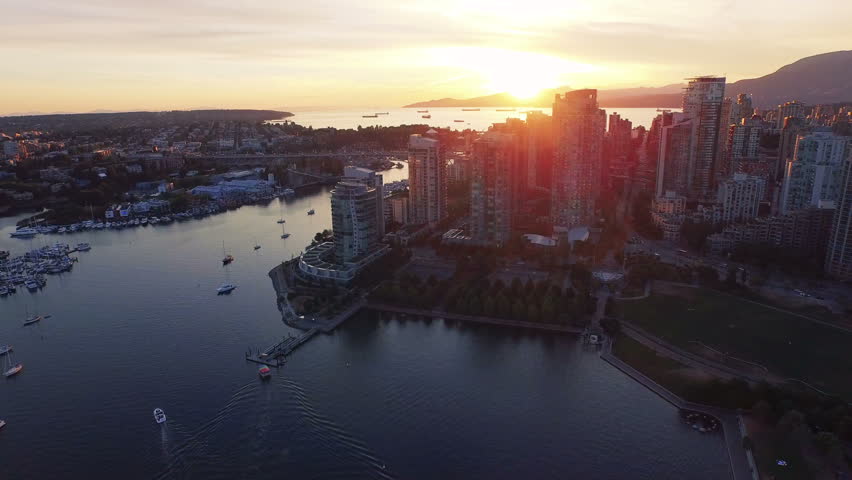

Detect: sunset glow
[0, 0, 850, 114]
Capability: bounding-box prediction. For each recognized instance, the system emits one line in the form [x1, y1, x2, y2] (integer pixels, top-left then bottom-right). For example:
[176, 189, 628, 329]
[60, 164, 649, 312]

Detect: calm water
[278, 107, 677, 131]
[0, 172, 728, 479]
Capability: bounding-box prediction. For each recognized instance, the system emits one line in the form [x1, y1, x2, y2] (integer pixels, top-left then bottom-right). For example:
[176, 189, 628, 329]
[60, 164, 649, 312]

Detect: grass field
[618, 285, 852, 399]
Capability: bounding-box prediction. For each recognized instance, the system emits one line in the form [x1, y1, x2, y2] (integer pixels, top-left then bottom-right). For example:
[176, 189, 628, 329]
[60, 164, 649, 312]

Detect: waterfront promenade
[601, 340, 758, 480]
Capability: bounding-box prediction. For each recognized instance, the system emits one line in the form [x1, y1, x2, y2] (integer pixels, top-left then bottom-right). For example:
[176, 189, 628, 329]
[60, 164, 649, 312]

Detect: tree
[512, 299, 525, 320]
[813, 431, 839, 455]
[510, 278, 523, 298]
[496, 294, 511, 318]
[526, 304, 540, 323]
[483, 296, 496, 317]
[467, 296, 482, 316]
[541, 295, 556, 323]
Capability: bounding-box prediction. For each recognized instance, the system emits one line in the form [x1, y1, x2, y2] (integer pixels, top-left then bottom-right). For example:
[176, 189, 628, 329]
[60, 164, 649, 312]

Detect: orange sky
[1, 0, 850, 115]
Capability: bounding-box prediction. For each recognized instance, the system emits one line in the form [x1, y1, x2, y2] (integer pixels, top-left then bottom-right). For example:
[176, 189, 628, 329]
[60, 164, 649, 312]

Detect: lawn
[618, 285, 852, 399]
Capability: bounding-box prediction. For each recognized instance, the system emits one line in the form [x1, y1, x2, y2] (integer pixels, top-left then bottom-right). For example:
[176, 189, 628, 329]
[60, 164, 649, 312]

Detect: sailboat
[4, 350, 22, 378]
[276, 202, 286, 224]
[0, 345, 12, 356]
[23, 307, 42, 326]
[281, 223, 290, 239]
[221, 241, 234, 265]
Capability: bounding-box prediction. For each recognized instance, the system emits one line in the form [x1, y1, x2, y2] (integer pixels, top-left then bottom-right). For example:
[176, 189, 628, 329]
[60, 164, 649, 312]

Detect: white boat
[283, 188, 295, 195]
[0, 419, 5, 430]
[0, 345, 12, 356]
[76, 243, 91, 252]
[153, 408, 167, 424]
[10, 228, 38, 238]
[4, 351, 22, 378]
[24, 315, 43, 326]
[217, 283, 237, 295]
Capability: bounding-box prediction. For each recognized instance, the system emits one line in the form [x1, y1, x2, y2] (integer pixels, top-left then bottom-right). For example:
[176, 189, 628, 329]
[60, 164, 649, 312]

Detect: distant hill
[405, 51, 852, 109]
[0, 109, 293, 132]
[404, 84, 684, 109]
[727, 51, 852, 108]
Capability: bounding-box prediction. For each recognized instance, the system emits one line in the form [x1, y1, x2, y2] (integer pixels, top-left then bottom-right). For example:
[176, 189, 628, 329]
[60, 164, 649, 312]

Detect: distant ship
[362, 114, 378, 118]
[422, 115, 431, 119]
[496, 108, 516, 112]
[454, 120, 464, 122]
[416, 110, 429, 113]
[461, 108, 480, 111]
[375, 112, 389, 115]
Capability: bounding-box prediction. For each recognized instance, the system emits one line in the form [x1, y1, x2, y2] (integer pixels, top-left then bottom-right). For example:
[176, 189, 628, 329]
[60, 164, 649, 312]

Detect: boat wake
[152, 377, 394, 479]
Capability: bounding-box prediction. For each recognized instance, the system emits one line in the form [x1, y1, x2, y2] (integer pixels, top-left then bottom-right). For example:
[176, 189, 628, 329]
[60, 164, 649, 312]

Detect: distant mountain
[405, 51, 852, 109]
[0, 109, 293, 132]
[727, 50, 852, 108]
[404, 84, 684, 109]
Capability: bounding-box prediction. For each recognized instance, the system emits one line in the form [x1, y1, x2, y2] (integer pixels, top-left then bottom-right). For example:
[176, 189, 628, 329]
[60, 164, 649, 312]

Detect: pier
[245, 328, 318, 368]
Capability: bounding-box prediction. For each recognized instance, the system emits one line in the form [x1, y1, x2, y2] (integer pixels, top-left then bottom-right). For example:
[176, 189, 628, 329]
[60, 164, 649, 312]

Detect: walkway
[601, 340, 757, 480]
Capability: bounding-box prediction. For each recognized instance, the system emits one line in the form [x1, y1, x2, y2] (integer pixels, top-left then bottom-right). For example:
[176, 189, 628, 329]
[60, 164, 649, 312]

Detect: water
[278, 107, 675, 131]
[0, 176, 728, 479]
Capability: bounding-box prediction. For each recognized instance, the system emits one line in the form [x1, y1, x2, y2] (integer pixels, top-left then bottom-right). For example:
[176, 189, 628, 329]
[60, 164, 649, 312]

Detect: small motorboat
[217, 283, 237, 295]
[153, 408, 167, 424]
[23, 315, 43, 326]
[307, 209, 315, 215]
[4, 363, 22, 378]
[0, 345, 12, 356]
[0, 419, 6, 430]
[276, 219, 286, 224]
[281, 233, 290, 239]
[222, 254, 234, 265]
[76, 243, 91, 252]
[258, 366, 272, 379]
[254, 245, 261, 250]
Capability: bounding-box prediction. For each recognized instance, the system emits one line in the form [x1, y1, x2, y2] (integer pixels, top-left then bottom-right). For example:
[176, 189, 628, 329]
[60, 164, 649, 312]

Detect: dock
[245, 328, 318, 368]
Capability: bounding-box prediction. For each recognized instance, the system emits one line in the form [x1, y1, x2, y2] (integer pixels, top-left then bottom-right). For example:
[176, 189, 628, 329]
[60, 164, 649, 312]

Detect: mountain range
[403, 51, 852, 109]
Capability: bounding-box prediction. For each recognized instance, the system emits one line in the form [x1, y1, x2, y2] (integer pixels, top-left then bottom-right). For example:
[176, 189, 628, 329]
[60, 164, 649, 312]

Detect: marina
[1, 242, 80, 296]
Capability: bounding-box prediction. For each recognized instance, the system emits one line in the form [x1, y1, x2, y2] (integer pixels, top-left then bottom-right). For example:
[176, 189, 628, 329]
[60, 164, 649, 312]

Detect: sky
[1, 0, 850, 115]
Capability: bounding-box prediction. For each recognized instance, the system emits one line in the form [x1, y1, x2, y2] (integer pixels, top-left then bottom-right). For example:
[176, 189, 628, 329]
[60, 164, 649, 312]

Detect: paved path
[601, 340, 756, 480]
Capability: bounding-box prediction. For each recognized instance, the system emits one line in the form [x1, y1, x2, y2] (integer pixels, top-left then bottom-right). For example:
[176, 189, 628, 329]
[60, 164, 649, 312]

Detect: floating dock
[245, 328, 318, 368]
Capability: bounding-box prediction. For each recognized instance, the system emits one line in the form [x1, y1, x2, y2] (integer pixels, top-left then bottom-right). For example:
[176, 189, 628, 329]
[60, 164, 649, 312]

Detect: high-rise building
[682, 76, 727, 200]
[726, 117, 764, 169]
[551, 89, 606, 229]
[717, 173, 765, 224]
[330, 180, 383, 263]
[390, 195, 409, 225]
[525, 111, 554, 191]
[731, 94, 754, 125]
[777, 101, 807, 129]
[777, 116, 807, 181]
[825, 151, 852, 280]
[470, 131, 516, 246]
[343, 166, 385, 238]
[655, 111, 693, 197]
[780, 130, 850, 214]
[408, 131, 447, 226]
[606, 112, 634, 189]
